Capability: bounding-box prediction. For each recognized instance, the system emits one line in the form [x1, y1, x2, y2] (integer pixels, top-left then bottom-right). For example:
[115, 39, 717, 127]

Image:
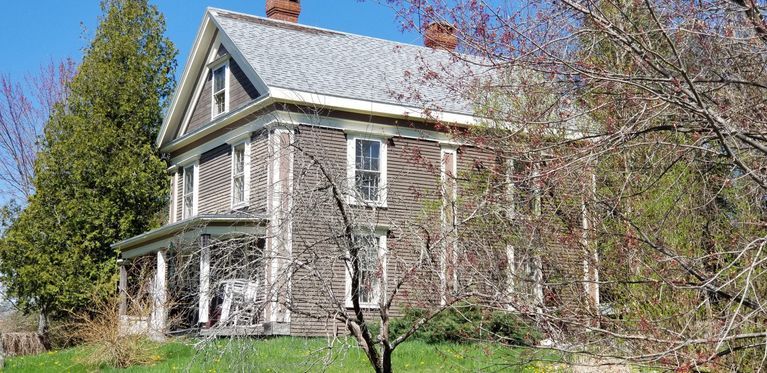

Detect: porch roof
[112, 214, 268, 256]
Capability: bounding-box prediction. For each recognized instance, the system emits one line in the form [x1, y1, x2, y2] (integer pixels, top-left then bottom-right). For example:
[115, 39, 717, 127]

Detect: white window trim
[210, 60, 230, 119]
[344, 228, 388, 309]
[182, 162, 199, 219]
[440, 146, 458, 207]
[230, 138, 251, 210]
[346, 135, 388, 207]
[439, 146, 458, 306]
[169, 172, 178, 224]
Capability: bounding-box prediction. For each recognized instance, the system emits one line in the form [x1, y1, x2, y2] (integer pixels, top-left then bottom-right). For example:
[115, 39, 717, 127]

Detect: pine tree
[0, 0, 176, 334]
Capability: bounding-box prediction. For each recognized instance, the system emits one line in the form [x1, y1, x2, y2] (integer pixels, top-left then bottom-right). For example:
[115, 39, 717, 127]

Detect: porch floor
[199, 322, 290, 337]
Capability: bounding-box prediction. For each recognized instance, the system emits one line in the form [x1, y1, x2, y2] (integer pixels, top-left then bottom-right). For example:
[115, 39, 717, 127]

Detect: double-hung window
[231, 139, 250, 209]
[348, 137, 387, 205]
[346, 232, 386, 308]
[182, 163, 198, 219]
[211, 62, 228, 118]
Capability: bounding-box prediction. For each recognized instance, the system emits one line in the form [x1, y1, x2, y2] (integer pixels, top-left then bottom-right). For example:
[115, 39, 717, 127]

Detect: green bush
[384, 303, 542, 346]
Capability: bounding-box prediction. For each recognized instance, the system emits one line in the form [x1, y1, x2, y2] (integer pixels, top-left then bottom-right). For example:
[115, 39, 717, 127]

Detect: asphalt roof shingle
[210, 8, 479, 115]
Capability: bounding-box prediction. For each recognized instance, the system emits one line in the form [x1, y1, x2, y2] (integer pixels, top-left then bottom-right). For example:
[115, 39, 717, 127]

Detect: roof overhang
[268, 87, 480, 126]
[160, 87, 482, 154]
[113, 214, 268, 258]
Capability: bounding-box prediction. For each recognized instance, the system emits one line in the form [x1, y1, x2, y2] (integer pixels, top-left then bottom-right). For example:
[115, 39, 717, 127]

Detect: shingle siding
[199, 144, 232, 214]
[161, 109, 588, 336]
[186, 70, 213, 135]
[185, 57, 259, 135]
[288, 125, 445, 337]
[229, 58, 259, 110]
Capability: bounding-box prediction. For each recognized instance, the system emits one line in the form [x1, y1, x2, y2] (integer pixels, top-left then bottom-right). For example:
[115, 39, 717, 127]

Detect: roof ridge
[207, 6, 444, 54]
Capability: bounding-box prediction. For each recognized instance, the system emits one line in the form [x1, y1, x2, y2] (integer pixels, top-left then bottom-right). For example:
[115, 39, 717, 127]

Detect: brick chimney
[424, 22, 458, 51]
[266, 0, 301, 23]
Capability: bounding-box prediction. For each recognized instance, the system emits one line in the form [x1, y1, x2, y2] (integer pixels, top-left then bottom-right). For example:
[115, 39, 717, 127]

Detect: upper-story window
[347, 137, 387, 206]
[211, 62, 229, 118]
[182, 162, 199, 219]
[231, 139, 251, 209]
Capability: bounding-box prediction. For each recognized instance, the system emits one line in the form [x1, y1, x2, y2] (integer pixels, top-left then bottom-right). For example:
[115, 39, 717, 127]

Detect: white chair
[218, 279, 260, 326]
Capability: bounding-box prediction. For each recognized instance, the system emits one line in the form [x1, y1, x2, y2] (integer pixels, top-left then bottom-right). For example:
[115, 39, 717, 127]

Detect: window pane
[213, 66, 226, 92]
[355, 140, 379, 171]
[356, 170, 379, 201]
[184, 167, 194, 194]
[352, 235, 379, 304]
[360, 270, 375, 304]
[233, 176, 244, 204]
[214, 92, 225, 115]
[234, 146, 244, 174]
[184, 195, 193, 218]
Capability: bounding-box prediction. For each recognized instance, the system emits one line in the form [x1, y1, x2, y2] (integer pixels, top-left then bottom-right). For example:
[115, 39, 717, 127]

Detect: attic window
[211, 61, 229, 117]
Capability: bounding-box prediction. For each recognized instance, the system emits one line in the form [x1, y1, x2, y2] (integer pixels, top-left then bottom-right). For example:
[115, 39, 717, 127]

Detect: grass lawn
[4, 337, 552, 372]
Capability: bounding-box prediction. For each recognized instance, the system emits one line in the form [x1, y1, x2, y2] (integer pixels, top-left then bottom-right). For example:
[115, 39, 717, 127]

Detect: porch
[112, 214, 290, 338]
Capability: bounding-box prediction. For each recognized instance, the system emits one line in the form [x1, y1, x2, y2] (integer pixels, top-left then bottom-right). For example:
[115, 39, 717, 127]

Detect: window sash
[231, 143, 248, 207]
[233, 176, 245, 205]
[214, 92, 226, 115]
[213, 66, 226, 93]
[354, 140, 381, 201]
[353, 235, 380, 305]
[183, 166, 195, 218]
[212, 65, 227, 116]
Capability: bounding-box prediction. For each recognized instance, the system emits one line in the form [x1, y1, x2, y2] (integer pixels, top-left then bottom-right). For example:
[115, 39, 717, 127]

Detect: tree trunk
[36, 311, 50, 349]
[381, 346, 393, 373]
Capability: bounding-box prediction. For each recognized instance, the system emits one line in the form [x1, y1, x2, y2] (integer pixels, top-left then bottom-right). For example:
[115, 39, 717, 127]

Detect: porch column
[150, 250, 167, 340]
[118, 262, 128, 316]
[198, 234, 211, 326]
[266, 127, 293, 323]
[582, 173, 600, 310]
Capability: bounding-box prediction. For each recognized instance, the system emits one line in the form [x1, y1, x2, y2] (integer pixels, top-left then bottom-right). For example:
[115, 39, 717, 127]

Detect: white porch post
[583, 173, 600, 309]
[150, 250, 167, 340]
[532, 163, 544, 309]
[198, 234, 211, 326]
[118, 262, 128, 317]
[266, 127, 293, 323]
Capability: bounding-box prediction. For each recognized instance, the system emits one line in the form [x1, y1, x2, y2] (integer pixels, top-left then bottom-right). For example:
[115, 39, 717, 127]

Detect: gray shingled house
[112, 0, 599, 339]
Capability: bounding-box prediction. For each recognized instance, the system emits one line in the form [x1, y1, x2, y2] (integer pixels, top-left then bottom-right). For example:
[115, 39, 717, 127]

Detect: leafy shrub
[485, 309, 542, 346]
[386, 303, 542, 346]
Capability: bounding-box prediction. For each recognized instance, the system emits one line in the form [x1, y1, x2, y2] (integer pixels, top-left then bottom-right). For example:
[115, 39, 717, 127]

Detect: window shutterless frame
[182, 162, 199, 219]
[230, 138, 251, 209]
[210, 61, 229, 118]
[346, 136, 387, 207]
[345, 229, 387, 309]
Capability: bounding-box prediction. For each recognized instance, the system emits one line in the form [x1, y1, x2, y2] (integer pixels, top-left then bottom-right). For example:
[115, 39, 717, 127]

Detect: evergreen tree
[0, 0, 176, 333]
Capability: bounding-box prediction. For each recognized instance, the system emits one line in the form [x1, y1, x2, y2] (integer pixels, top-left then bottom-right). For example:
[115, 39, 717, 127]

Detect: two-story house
[113, 0, 599, 339]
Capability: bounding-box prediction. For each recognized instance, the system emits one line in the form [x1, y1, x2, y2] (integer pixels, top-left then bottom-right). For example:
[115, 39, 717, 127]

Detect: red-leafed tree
[376, 0, 767, 371]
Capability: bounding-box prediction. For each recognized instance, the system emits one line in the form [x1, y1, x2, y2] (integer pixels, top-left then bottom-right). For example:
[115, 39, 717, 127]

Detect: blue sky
[0, 0, 421, 81]
[0, 1, 419, 203]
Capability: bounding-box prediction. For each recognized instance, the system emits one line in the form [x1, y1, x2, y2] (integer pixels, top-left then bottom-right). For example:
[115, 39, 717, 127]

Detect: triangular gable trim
[175, 33, 218, 139]
[207, 9, 269, 103]
[156, 9, 270, 149]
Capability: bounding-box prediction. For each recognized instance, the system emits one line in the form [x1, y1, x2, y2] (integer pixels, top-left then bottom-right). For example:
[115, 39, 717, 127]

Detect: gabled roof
[209, 8, 477, 114]
[157, 7, 486, 149]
